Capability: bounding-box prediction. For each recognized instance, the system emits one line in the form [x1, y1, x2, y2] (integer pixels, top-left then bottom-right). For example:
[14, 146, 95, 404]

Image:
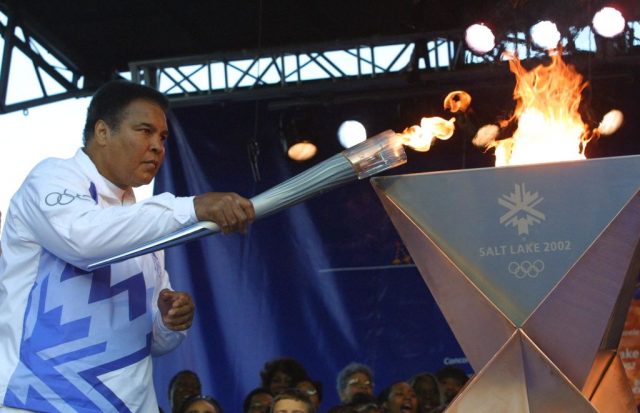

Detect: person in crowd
[271, 388, 315, 413]
[243, 387, 273, 413]
[336, 362, 375, 404]
[260, 357, 310, 395]
[296, 379, 323, 412]
[346, 393, 381, 413]
[169, 370, 203, 413]
[408, 372, 443, 413]
[178, 394, 224, 413]
[435, 366, 469, 405]
[378, 382, 417, 413]
[0, 80, 255, 412]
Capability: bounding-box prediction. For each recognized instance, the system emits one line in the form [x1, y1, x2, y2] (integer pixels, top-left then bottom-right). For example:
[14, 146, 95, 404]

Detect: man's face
[340, 372, 373, 403]
[272, 399, 309, 413]
[413, 377, 440, 411]
[385, 383, 417, 413]
[248, 392, 273, 413]
[439, 377, 463, 403]
[171, 373, 201, 413]
[98, 98, 168, 189]
[296, 381, 320, 409]
[270, 370, 293, 395]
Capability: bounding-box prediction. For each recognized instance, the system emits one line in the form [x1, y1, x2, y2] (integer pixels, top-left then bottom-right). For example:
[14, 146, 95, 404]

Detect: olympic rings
[45, 189, 93, 206]
[508, 259, 545, 279]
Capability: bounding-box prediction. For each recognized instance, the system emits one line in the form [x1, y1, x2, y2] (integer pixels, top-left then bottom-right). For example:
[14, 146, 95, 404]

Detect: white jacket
[0, 149, 197, 412]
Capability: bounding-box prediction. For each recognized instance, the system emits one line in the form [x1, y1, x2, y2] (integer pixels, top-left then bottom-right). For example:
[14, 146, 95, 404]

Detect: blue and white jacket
[0, 149, 196, 412]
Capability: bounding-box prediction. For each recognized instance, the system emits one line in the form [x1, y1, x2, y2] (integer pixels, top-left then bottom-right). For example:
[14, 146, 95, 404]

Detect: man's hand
[158, 289, 195, 331]
[194, 192, 255, 234]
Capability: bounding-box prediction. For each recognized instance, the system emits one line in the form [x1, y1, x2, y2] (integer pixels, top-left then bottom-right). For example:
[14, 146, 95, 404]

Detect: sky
[0, 98, 88, 224]
[0, 25, 155, 233]
[0, 9, 158, 233]
[0, 97, 155, 232]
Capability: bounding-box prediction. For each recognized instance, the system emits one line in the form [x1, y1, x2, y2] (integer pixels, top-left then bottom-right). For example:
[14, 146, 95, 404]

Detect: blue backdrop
[151, 70, 640, 413]
[150, 101, 470, 413]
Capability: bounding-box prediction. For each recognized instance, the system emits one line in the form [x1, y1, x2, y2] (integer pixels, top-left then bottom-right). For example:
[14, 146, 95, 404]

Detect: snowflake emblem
[498, 183, 545, 235]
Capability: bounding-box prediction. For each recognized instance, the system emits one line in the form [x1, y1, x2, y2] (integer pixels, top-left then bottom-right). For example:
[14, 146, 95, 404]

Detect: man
[0, 80, 255, 412]
[243, 388, 273, 413]
[271, 389, 314, 413]
[169, 370, 202, 413]
[408, 373, 443, 413]
[435, 366, 468, 405]
[335, 363, 374, 404]
[295, 379, 321, 412]
[379, 382, 417, 413]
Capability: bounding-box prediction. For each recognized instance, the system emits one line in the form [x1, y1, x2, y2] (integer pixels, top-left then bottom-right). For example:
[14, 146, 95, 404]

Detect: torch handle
[86, 154, 356, 270]
[86, 129, 408, 271]
[251, 153, 356, 219]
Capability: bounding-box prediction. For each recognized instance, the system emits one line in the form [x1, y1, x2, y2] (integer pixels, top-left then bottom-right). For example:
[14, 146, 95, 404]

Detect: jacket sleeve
[149, 250, 187, 356]
[16, 158, 197, 270]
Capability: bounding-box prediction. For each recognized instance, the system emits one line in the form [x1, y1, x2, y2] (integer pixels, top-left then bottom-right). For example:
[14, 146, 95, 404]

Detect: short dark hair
[243, 388, 272, 413]
[82, 79, 169, 145]
[178, 394, 223, 413]
[272, 388, 315, 413]
[296, 379, 323, 403]
[435, 366, 468, 385]
[168, 370, 201, 399]
[260, 357, 310, 391]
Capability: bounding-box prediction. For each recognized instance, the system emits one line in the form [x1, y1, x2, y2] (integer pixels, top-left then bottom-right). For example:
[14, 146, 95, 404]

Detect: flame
[399, 116, 456, 152]
[393, 92, 462, 152]
[444, 91, 472, 113]
[475, 52, 596, 166]
[597, 109, 624, 136]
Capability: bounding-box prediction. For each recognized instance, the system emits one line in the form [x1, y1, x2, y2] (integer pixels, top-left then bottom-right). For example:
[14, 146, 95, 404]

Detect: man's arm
[194, 192, 255, 234]
[157, 289, 194, 331]
[19, 159, 254, 269]
[151, 288, 195, 356]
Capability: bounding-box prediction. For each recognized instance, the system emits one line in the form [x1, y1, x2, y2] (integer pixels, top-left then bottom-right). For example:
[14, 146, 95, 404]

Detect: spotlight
[530, 20, 561, 50]
[280, 113, 318, 162]
[592, 6, 626, 38]
[337, 120, 367, 149]
[287, 141, 317, 162]
[465, 23, 496, 55]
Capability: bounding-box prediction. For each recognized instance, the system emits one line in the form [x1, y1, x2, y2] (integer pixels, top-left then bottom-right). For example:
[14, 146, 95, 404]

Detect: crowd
[166, 358, 470, 413]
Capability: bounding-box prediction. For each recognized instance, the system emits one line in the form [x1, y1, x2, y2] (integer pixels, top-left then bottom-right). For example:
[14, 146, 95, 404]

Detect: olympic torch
[87, 130, 407, 270]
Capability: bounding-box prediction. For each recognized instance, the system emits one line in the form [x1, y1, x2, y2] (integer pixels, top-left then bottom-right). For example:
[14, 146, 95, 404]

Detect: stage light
[465, 23, 496, 55]
[287, 140, 317, 161]
[280, 113, 318, 162]
[530, 20, 561, 50]
[592, 6, 626, 38]
[337, 120, 367, 149]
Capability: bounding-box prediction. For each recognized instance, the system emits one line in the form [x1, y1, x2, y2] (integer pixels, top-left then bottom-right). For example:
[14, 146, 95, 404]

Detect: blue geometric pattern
[4, 386, 58, 413]
[78, 333, 152, 413]
[4, 253, 152, 412]
[88, 266, 146, 321]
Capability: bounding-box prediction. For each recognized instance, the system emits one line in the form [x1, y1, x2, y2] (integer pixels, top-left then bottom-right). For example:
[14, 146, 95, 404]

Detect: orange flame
[399, 117, 456, 152]
[444, 90, 472, 113]
[394, 91, 466, 152]
[475, 53, 595, 166]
